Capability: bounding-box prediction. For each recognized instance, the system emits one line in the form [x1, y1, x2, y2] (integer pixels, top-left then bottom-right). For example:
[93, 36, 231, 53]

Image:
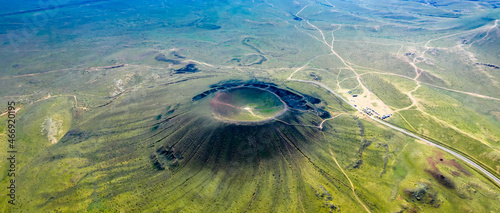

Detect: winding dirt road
[289, 8, 500, 188]
[289, 78, 500, 187]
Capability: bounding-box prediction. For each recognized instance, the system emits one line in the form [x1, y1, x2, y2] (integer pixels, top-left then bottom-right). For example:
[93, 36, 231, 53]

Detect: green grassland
[1, 0, 500, 212]
[375, 74, 419, 95]
[1, 73, 499, 212]
[389, 109, 500, 176]
[361, 74, 413, 109]
[290, 68, 340, 91]
[418, 47, 500, 98]
[333, 42, 416, 78]
[438, 88, 500, 126]
[413, 86, 500, 146]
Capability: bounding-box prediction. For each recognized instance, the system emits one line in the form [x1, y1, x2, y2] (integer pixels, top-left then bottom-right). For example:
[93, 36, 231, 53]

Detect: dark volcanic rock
[196, 22, 221, 30]
[403, 184, 441, 207]
[426, 169, 456, 189]
[103, 64, 124, 69]
[172, 51, 185, 58]
[151, 154, 165, 170]
[155, 54, 181, 64]
[304, 94, 321, 104]
[352, 159, 363, 169]
[289, 12, 303, 21]
[60, 129, 89, 144]
[317, 108, 331, 119]
[309, 72, 322, 81]
[350, 138, 372, 169]
[174, 64, 198, 74]
[476, 63, 500, 69]
[151, 145, 182, 171]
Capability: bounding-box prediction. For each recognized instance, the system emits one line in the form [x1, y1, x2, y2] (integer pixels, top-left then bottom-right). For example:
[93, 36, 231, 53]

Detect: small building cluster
[348, 90, 359, 97]
[362, 107, 392, 120]
[349, 91, 391, 120]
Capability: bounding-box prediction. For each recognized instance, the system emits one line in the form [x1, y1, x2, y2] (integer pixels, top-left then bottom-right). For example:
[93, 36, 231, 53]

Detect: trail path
[329, 149, 371, 213]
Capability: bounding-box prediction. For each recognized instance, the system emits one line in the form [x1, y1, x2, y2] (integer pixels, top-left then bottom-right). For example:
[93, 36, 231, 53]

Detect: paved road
[290, 78, 500, 186]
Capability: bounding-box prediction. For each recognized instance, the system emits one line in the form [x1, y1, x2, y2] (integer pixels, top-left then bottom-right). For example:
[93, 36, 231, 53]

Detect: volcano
[151, 81, 329, 170]
[12, 76, 499, 212]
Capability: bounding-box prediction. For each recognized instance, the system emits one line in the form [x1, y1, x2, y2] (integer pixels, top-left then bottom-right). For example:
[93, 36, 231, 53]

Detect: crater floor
[210, 87, 286, 123]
